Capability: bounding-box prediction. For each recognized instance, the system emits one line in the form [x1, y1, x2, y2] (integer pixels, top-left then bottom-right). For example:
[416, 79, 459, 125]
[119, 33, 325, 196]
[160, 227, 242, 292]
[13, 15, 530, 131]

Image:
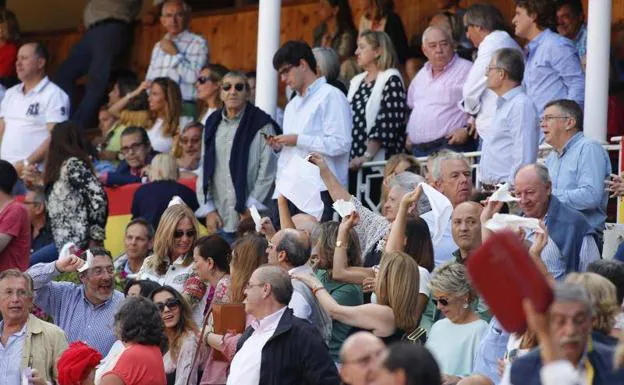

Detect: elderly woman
[380, 154, 420, 215]
[313, 47, 348, 94]
[131, 154, 199, 230]
[425, 262, 488, 380]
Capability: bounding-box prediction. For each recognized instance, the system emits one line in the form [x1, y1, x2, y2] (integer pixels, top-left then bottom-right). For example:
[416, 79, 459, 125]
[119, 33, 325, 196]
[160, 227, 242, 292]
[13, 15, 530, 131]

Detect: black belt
[412, 137, 447, 151]
[88, 18, 129, 30]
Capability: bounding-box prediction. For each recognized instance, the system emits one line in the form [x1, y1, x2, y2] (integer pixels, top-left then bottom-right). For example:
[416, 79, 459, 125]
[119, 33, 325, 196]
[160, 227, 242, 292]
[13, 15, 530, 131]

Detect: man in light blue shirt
[556, 0, 587, 65]
[479, 48, 539, 187]
[542, 99, 611, 234]
[512, 0, 585, 115]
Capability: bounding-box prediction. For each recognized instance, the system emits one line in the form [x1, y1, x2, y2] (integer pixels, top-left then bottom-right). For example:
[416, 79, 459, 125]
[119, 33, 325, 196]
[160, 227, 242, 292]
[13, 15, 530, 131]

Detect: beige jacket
[20, 314, 68, 383]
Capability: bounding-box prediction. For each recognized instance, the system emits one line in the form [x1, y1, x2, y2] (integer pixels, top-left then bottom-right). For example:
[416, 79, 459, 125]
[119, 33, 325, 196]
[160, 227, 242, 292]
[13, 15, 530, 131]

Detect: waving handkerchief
[420, 183, 453, 246]
[276, 155, 325, 220]
[58, 242, 77, 262]
[77, 250, 95, 273]
[250, 205, 263, 232]
[490, 183, 519, 202]
[485, 213, 544, 233]
[333, 199, 356, 218]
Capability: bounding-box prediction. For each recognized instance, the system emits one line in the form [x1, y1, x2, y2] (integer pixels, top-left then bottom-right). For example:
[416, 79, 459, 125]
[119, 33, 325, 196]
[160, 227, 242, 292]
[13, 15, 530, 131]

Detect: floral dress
[45, 157, 108, 250]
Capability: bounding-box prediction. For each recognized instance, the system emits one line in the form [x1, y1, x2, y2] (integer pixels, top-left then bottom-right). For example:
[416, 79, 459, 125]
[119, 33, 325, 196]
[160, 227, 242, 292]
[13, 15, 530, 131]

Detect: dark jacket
[131, 180, 199, 229]
[236, 308, 340, 385]
[105, 151, 157, 187]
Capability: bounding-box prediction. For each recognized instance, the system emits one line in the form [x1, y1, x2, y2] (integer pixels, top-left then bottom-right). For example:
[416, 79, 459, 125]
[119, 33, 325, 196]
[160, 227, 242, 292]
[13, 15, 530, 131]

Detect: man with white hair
[406, 26, 473, 157]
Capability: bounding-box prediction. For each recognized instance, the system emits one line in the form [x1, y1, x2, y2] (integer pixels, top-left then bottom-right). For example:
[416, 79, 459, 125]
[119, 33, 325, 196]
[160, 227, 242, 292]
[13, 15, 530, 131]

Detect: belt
[88, 18, 129, 30]
[412, 137, 446, 151]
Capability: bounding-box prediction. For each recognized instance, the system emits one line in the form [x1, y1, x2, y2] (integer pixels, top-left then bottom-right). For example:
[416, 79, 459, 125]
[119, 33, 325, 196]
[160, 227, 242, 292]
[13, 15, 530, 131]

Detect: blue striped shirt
[0, 322, 26, 385]
[28, 261, 124, 355]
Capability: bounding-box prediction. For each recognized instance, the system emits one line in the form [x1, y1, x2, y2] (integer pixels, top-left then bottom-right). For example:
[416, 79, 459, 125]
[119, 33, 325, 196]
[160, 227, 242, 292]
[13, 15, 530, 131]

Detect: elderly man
[542, 99, 610, 234]
[479, 48, 539, 187]
[146, 0, 208, 114]
[406, 26, 473, 157]
[0, 269, 68, 385]
[114, 218, 154, 279]
[460, 4, 522, 144]
[512, 0, 584, 115]
[451, 201, 483, 263]
[27, 247, 124, 355]
[101, 126, 155, 187]
[502, 283, 624, 385]
[227, 265, 339, 385]
[339, 332, 386, 385]
[557, 0, 587, 67]
[199, 71, 278, 242]
[267, 228, 332, 343]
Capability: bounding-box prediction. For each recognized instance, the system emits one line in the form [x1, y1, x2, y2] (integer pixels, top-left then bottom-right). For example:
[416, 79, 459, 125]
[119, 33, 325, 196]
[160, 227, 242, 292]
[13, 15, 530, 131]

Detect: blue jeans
[411, 136, 478, 157]
[217, 229, 237, 245]
[30, 242, 58, 267]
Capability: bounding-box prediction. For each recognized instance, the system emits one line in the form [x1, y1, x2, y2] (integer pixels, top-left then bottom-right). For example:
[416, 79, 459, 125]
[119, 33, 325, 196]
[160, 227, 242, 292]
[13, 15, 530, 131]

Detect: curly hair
[115, 296, 166, 351]
[565, 273, 619, 335]
[515, 0, 557, 31]
[150, 286, 197, 361]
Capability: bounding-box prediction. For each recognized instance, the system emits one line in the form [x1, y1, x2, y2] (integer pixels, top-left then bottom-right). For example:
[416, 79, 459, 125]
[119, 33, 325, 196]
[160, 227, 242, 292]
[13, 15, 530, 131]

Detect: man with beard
[27, 247, 124, 355]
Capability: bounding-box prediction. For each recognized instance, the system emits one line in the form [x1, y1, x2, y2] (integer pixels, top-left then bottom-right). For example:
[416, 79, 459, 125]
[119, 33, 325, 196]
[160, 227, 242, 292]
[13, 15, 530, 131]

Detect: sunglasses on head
[432, 298, 449, 307]
[155, 298, 181, 313]
[222, 83, 246, 92]
[174, 229, 196, 238]
[197, 75, 215, 85]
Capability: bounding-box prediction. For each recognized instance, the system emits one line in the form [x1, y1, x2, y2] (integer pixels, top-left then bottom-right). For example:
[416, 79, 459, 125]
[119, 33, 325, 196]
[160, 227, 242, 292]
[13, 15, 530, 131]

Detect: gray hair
[276, 229, 310, 267]
[422, 26, 454, 46]
[465, 4, 507, 32]
[554, 282, 593, 316]
[428, 262, 474, 299]
[388, 171, 431, 214]
[181, 120, 203, 135]
[223, 71, 250, 91]
[429, 150, 470, 182]
[313, 47, 340, 83]
[544, 99, 583, 131]
[256, 265, 293, 305]
[149, 153, 179, 181]
[161, 0, 191, 15]
[515, 163, 551, 186]
[493, 48, 525, 83]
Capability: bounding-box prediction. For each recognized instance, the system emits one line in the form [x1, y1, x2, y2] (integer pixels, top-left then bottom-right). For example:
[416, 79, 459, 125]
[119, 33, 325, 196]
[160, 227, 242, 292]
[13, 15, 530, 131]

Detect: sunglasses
[197, 75, 215, 85]
[173, 229, 196, 238]
[222, 83, 246, 92]
[155, 298, 181, 313]
[432, 298, 449, 307]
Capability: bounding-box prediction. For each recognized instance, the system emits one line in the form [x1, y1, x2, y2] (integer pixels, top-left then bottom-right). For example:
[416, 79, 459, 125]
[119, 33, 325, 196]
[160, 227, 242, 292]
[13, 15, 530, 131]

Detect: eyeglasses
[0, 289, 32, 299]
[222, 83, 246, 92]
[341, 348, 385, 366]
[120, 142, 145, 155]
[155, 298, 181, 313]
[244, 281, 265, 290]
[89, 266, 115, 277]
[173, 229, 196, 238]
[278, 64, 294, 77]
[197, 75, 216, 85]
[432, 298, 450, 307]
[540, 115, 571, 123]
[485, 65, 503, 74]
[180, 137, 201, 145]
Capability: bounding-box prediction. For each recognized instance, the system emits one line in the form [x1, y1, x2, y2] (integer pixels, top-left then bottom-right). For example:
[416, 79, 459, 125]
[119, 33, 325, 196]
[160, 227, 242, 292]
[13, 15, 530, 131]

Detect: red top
[104, 344, 166, 385]
[0, 42, 17, 78]
[0, 200, 30, 272]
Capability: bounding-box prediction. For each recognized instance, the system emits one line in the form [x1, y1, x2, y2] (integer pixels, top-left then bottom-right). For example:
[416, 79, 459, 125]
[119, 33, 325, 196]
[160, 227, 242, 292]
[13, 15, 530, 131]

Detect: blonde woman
[131, 154, 199, 230]
[196, 64, 230, 125]
[147, 77, 191, 153]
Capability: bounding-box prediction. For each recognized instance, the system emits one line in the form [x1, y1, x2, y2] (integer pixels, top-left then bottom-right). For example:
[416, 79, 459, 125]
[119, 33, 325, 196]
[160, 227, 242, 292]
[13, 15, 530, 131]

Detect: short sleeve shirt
[0, 77, 69, 163]
[0, 200, 31, 272]
[104, 344, 166, 385]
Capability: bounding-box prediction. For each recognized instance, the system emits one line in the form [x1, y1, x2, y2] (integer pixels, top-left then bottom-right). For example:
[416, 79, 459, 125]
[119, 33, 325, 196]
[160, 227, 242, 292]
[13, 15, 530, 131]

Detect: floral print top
[46, 157, 108, 250]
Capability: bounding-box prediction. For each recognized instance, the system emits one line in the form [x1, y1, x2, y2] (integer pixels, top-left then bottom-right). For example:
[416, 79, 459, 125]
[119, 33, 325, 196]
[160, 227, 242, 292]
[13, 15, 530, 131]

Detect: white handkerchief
[490, 183, 519, 202]
[250, 205, 262, 232]
[485, 213, 544, 233]
[420, 183, 453, 246]
[21, 368, 31, 385]
[332, 199, 356, 218]
[168, 195, 185, 208]
[58, 242, 76, 261]
[77, 250, 95, 273]
[276, 155, 325, 220]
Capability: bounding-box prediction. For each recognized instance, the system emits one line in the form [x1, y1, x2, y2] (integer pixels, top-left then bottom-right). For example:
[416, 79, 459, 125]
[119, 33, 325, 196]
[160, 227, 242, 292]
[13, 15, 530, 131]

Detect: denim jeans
[30, 242, 58, 267]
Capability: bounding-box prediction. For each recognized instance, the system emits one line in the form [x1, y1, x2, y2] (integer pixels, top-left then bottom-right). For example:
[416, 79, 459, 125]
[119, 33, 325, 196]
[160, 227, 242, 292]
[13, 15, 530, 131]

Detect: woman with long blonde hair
[146, 77, 190, 153]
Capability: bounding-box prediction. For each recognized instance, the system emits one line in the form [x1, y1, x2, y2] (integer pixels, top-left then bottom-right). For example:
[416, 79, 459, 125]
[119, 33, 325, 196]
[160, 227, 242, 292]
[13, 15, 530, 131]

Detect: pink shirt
[406, 55, 472, 144]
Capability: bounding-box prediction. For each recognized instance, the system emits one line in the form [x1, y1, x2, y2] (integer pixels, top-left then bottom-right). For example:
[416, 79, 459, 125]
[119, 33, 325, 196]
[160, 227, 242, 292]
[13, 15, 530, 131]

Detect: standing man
[556, 0, 587, 69]
[0, 161, 30, 272]
[114, 218, 154, 279]
[479, 48, 539, 187]
[55, 0, 141, 129]
[146, 0, 209, 116]
[542, 99, 610, 234]
[512, 0, 584, 115]
[270, 40, 352, 221]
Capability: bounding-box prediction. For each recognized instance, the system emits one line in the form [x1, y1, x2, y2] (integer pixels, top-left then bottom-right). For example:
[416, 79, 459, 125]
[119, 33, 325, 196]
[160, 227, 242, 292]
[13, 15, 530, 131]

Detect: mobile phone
[261, 132, 274, 140]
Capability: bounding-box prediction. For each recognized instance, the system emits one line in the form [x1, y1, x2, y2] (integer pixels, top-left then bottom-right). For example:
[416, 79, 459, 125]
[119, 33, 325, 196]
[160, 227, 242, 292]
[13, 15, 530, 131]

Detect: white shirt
[371, 265, 430, 303]
[421, 213, 458, 267]
[278, 77, 352, 190]
[459, 30, 522, 143]
[147, 116, 192, 153]
[227, 307, 287, 385]
[0, 77, 69, 163]
[288, 264, 313, 320]
[138, 255, 194, 294]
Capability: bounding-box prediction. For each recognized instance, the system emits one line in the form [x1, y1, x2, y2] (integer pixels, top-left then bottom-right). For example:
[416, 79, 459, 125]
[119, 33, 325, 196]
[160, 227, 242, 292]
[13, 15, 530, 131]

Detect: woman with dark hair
[27, 121, 108, 266]
[196, 63, 230, 125]
[100, 296, 167, 385]
[313, 0, 357, 62]
[150, 286, 204, 385]
[147, 77, 190, 153]
[369, 342, 442, 385]
[358, 0, 409, 64]
[0, 9, 19, 86]
[124, 278, 162, 297]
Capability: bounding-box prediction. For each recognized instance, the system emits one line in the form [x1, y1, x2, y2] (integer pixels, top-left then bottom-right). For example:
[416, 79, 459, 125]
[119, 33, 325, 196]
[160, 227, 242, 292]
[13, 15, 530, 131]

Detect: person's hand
[259, 217, 276, 238]
[307, 152, 330, 173]
[529, 221, 548, 259]
[605, 174, 624, 198]
[21, 163, 42, 188]
[446, 126, 469, 145]
[273, 134, 298, 147]
[399, 185, 423, 213]
[496, 358, 506, 377]
[55, 254, 86, 273]
[160, 38, 178, 56]
[441, 374, 463, 385]
[264, 135, 283, 152]
[206, 211, 224, 234]
[339, 211, 360, 231]
[466, 119, 479, 140]
[349, 156, 367, 170]
[30, 369, 47, 385]
[362, 276, 376, 293]
[291, 272, 323, 290]
[480, 199, 504, 223]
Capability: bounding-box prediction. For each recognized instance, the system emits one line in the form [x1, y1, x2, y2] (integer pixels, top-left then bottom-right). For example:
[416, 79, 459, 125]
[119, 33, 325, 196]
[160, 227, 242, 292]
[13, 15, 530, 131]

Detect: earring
[462, 302, 469, 309]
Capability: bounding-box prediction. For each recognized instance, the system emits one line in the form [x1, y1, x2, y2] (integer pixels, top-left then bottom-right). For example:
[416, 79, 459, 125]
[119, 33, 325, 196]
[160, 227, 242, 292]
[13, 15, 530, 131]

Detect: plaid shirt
[146, 30, 209, 101]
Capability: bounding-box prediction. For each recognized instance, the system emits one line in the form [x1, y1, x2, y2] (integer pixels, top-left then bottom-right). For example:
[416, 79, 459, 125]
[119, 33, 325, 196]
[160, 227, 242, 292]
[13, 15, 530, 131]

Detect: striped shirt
[0, 322, 26, 385]
[526, 231, 599, 280]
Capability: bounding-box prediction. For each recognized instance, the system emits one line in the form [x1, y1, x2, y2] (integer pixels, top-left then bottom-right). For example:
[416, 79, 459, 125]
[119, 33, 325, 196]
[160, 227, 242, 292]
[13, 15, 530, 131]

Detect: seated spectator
[200, 71, 278, 241]
[0, 9, 19, 87]
[101, 126, 155, 186]
[92, 106, 118, 173]
[28, 248, 125, 355]
[313, 46, 348, 94]
[0, 160, 30, 271]
[542, 99, 610, 234]
[406, 27, 473, 157]
[114, 218, 154, 280]
[227, 265, 340, 385]
[460, 4, 522, 149]
[146, 0, 209, 116]
[556, 0, 587, 69]
[147, 77, 191, 153]
[23, 186, 52, 254]
[100, 296, 167, 385]
[512, 0, 584, 115]
[313, 0, 357, 63]
[588, 259, 624, 334]
[370, 342, 442, 385]
[196, 63, 229, 124]
[57, 341, 102, 385]
[131, 154, 199, 229]
[358, 0, 409, 64]
[425, 262, 488, 380]
[451, 201, 483, 263]
[27, 121, 108, 266]
[0, 269, 68, 384]
[479, 48, 539, 187]
[380, 153, 420, 215]
[338, 332, 387, 385]
[150, 286, 205, 385]
[124, 277, 161, 297]
[0, 42, 69, 179]
[173, 121, 202, 177]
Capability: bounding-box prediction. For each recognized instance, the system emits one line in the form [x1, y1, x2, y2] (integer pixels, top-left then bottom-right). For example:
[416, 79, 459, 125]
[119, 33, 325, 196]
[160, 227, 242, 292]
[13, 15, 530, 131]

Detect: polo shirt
[0, 76, 69, 164]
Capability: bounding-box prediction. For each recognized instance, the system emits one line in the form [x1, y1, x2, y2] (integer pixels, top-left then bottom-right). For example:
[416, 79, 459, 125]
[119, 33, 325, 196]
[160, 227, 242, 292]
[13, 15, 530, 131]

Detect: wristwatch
[363, 151, 373, 160]
[335, 240, 345, 248]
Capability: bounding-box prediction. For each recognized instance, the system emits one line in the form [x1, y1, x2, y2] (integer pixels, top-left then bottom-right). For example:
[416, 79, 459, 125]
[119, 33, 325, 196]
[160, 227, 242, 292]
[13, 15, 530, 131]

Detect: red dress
[0, 42, 17, 78]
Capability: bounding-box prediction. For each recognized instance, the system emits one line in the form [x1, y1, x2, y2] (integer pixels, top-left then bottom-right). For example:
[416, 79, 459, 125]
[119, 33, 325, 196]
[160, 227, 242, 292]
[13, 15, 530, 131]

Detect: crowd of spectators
[3, 0, 624, 385]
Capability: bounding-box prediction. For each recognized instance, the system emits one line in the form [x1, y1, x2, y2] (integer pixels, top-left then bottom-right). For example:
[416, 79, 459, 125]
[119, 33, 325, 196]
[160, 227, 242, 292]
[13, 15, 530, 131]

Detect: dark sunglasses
[155, 298, 181, 313]
[197, 75, 215, 85]
[432, 298, 449, 307]
[222, 83, 246, 92]
[173, 229, 196, 238]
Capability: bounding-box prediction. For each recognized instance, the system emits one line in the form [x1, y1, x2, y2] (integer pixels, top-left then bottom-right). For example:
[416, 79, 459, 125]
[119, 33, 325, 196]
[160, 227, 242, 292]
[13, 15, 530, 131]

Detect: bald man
[451, 201, 483, 263]
[457, 374, 495, 385]
[339, 332, 386, 385]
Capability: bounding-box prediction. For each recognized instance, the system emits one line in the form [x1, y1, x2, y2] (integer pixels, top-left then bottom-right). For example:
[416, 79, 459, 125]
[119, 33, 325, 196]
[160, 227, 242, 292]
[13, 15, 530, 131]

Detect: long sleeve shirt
[545, 132, 610, 232]
[478, 87, 539, 185]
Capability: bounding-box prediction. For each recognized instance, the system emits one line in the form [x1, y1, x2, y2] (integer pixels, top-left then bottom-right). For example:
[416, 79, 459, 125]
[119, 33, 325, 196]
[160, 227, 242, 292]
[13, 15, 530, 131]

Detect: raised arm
[278, 194, 295, 230]
[386, 186, 422, 253]
[308, 152, 351, 202]
[331, 212, 375, 284]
